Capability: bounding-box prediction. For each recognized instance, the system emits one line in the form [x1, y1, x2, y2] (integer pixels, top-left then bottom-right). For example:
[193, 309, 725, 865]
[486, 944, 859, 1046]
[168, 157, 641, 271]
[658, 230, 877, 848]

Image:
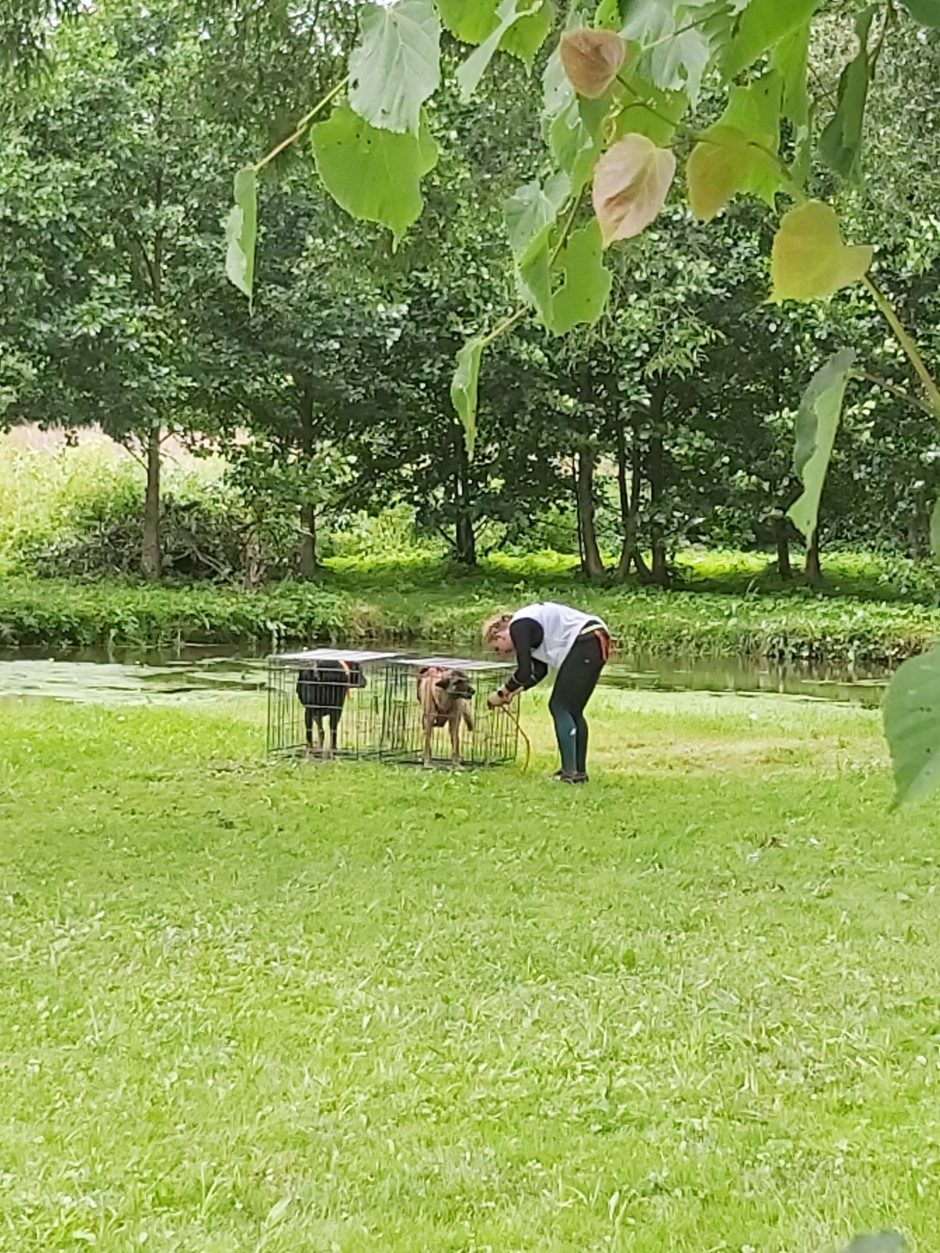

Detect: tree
[0, 0, 243, 579]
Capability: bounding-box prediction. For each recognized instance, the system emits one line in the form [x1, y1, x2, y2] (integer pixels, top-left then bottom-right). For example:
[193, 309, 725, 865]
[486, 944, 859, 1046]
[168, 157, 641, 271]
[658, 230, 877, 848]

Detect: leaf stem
[857, 369, 936, 419]
[863, 276, 940, 418]
[480, 308, 527, 349]
[254, 76, 350, 172]
[639, 9, 718, 54]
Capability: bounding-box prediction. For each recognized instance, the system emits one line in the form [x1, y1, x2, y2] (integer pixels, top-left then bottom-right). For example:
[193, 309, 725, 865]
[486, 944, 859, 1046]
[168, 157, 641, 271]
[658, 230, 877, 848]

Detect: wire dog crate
[382, 657, 520, 769]
[267, 649, 399, 760]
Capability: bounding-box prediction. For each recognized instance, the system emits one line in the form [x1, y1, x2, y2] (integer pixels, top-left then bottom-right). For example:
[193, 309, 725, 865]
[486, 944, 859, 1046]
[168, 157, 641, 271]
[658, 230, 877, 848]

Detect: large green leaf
[504, 173, 567, 320]
[687, 71, 784, 220]
[899, 0, 940, 26]
[770, 20, 810, 127]
[787, 348, 856, 540]
[451, 336, 484, 458]
[348, 1, 441, 136]
[819, 6, 875, 179]
[504, 172, 570, 268]
[310, 103, 438, 248]
[224, 166, 258, 306]
[884, 649, 940, 807]
[455, 0, 545, 101]
[723, 0, 819, 79]
[771, 201, 873, 302]
[547, 219, 611, 335]
[620, 0, 710, 104]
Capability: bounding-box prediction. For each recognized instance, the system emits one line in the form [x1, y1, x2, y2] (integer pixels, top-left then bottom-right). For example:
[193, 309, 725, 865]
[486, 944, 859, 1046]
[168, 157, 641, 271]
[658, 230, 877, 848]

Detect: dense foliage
[1, 0, 938, 798]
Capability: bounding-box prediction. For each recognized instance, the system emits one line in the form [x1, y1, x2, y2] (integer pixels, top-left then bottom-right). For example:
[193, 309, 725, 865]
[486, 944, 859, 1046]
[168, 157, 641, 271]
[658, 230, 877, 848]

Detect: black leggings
[548, 634, 606, 775]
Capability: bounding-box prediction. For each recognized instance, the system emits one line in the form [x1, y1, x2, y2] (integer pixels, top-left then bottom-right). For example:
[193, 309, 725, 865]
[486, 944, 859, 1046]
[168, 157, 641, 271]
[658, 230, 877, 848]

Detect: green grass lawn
[0, 690, 935, 1250]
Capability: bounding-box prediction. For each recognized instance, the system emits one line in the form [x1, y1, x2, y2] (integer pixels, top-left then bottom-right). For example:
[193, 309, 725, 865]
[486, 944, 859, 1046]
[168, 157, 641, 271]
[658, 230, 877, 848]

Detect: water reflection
[0, 644, 891, 709]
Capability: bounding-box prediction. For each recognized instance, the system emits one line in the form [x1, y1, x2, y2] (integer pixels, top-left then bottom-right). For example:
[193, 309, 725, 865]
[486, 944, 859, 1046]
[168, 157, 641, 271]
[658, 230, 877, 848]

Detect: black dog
[296, 660, 366, 759]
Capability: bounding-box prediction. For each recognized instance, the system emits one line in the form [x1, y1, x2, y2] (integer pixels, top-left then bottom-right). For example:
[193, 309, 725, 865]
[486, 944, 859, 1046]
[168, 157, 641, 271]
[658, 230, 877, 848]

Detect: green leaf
[455, 0, 545, 101]
[541, 30, 610, 192]
[932, 496, 940, 563]
[437, 0, 555, 58]
[688, 126, 762, 223]
[547, 218, 612, 335]
[718, 71, 784, 204]
[787, 348, 856, 540]
[594, 0, 624, 29]
[884, 649, 940, 808]
[771, 21, 812, 184]
[611, 72, 688, 145]
[505, 172, 570, 267]
[310, 103, 438, 248]
[620, 0, 710, 104]
[502, 0, 556, 61]
[451, 336, 484, 458]
[771, 201, 873, 303]
[348, 1, 441, 136]
[770, 20, 810, 127]
[225, 166, 258, 305]
[686, 72, 784, 220]
[898, 0, 940, 26]
[819, 6, 875, 179]
[723, 0, 819, 79]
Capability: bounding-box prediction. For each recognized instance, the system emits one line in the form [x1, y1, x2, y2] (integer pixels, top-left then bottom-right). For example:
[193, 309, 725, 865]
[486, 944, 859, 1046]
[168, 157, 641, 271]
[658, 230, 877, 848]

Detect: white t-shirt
[510, 601, 608, 670]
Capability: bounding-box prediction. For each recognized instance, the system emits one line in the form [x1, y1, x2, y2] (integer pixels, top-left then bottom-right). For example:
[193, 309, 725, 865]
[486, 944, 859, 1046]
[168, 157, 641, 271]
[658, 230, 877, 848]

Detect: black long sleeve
[506, 617, 549, 691]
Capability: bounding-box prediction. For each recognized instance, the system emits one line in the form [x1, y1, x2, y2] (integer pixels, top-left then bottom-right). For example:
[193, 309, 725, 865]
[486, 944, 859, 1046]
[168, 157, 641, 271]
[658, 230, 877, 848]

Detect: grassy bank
[0, 553, 937, 661]
[0, 691, 933, 1249]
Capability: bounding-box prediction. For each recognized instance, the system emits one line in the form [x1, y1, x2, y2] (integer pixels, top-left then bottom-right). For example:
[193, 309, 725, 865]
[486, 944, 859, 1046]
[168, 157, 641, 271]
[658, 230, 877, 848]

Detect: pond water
[0, 644, 891, 709]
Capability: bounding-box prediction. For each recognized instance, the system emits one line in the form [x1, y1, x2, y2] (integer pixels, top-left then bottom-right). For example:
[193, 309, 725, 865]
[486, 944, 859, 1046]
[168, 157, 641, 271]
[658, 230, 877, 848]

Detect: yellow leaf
[559, 29, 627, 99]
[770, 200, 873, 302]
[592, 133, 676, 246]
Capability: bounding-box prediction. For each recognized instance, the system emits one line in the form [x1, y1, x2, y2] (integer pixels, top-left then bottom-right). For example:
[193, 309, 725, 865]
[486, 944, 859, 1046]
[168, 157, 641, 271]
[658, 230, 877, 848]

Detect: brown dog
[416, 666, 475, 767]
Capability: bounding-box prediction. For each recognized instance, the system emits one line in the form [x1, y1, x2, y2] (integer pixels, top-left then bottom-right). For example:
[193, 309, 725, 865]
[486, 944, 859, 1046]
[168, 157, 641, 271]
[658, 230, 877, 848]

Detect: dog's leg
[327, 709, 340, 760]
[304, 707, 315, 756]
[422, 716, 434, 768]
[315, 715, 325, 759]
[450, 715, 461, 766]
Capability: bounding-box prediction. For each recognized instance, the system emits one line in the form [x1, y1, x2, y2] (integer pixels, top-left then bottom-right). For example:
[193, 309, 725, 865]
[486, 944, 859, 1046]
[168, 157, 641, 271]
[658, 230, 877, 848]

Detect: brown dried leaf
[559, 29, 627, 99]
[592, 133, 676, 245]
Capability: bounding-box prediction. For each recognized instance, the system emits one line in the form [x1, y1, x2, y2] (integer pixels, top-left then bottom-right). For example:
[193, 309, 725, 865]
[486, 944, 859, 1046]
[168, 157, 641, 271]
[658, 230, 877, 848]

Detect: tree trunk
[298, 502, 317, 580]
[142, 423, 162, 581]
[454, 442, 477, 566]
[296, 389, 319, 578]
[805, 528, 822, 586]
[243, 530, 266, 589]
[774, 515, 793, 580]
[576, 447, 605, 579]
[615, 422, 651, 581]
[647, 381, 669, 588]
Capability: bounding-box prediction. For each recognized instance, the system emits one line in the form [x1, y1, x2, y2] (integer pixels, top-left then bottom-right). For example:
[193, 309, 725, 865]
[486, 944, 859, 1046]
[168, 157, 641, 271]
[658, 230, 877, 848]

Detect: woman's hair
[481, 612, 512, 646]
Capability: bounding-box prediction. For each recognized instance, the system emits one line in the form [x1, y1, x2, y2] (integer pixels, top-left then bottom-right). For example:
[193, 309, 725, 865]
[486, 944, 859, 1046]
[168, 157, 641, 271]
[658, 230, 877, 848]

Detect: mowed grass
[0, 690, 936, 1251]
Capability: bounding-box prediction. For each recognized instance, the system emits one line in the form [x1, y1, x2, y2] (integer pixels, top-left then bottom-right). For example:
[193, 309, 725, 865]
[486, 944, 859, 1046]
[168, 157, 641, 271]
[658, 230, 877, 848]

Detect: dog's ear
[435, 678, 450, 690]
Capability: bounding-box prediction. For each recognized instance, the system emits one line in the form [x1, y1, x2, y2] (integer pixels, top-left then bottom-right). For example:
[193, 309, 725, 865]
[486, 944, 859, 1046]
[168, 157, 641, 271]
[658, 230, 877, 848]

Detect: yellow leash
[497, 703, 532, 775]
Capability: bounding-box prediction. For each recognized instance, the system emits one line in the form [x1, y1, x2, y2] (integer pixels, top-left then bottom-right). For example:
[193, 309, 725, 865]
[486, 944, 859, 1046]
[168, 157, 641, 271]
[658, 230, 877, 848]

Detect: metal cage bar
[381, 657, 519, 768]
[267, 649, 399, 760]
